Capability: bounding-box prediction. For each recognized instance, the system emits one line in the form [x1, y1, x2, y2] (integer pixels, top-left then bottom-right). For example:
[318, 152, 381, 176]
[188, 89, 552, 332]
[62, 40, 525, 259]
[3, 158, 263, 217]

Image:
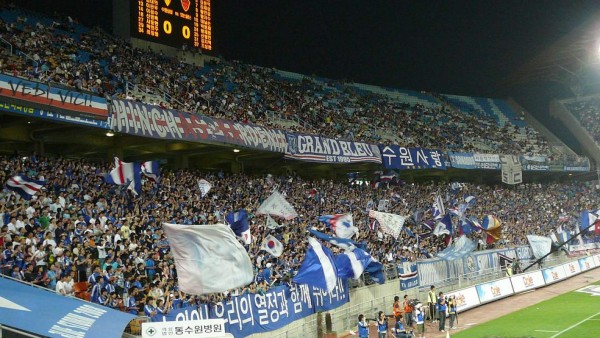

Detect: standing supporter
[403, 294, 414, 329]
[437, 292, 447, 333]
[427, 285, 436, 323]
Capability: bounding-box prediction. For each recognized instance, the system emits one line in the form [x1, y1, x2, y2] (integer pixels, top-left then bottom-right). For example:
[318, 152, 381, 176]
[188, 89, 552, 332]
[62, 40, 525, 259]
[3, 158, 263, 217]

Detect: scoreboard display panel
[131, 0, 212, 50]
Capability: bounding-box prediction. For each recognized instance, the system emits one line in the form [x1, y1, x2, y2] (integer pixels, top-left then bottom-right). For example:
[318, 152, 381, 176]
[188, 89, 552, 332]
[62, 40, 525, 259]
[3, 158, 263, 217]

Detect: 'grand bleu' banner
[0, 101, 110, 129]
[285, 132, 381, 163]
[448, 152, 476, 169]
[379, 145, 446, 170]
[152, 279, 349, 337]
[0, 73, 108, 119]
[0, 278, 136, 338]
[398, 262, 419, 290]
[111, 99, 287, 153]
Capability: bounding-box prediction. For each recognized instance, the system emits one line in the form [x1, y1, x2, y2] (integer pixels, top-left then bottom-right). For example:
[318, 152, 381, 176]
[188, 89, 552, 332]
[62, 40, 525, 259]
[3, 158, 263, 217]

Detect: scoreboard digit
[131, 0, 212, 50]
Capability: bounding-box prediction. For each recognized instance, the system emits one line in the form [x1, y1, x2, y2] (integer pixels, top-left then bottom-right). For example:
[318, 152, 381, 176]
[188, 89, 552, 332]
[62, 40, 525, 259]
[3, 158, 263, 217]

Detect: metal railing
[250, 253, 573, 338]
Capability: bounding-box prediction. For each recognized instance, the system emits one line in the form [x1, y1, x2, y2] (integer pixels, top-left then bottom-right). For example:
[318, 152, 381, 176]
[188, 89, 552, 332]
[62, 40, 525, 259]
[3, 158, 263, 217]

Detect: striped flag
[141, 160, 160, 182]
[5, 175, 45, 200]
[104, 157, 142, 196]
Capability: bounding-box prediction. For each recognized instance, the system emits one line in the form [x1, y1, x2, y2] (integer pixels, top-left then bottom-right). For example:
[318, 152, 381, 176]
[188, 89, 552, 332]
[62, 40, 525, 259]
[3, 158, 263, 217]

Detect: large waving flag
[433, 213, 453, 236]
[550, 224, 571, 246]
[309, 228, 360, 251]
[260, 235, 284, 257]
[419, 220, 434, 239]
[197, 179, 212, 198]
[364, 258, 385, 284]
[105, 157, 142, 196]
[368, 210, 406, 239]
[256, 191, 298, 220]
[5, 175, 45, 200]
[293, 237, 338, 292]
[318, 214, 358, 239]
[459, 217, 482, 236]
[581, 210, 600, 235]
[141, 160, 160, 182]
[225, 210, 251, 245]
[436, 235, 477, 260]
[266, 215, 282, 230]
[335, 248, 373, 280]
[431, 194, 445, 220]
[482, 215, 502, 244]
[527, 235, 552, 259]
[162, 223, 254, 294]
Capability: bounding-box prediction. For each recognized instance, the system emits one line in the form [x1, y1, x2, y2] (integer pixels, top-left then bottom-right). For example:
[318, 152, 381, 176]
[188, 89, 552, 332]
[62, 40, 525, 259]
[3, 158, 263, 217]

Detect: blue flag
[309, 229, 360, 251]
[335, 248, 373, 280]
[293, 237, 338, 292]
[364, 260, 385, 284]
[225, 210, 251, 244]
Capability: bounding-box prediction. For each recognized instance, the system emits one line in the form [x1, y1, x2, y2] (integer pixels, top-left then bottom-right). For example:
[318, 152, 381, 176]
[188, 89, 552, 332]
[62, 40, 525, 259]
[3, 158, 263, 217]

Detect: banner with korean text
[0, 73, 108, 119]
[448, 152, 476, 169]
[111, 99, 287, 153]
[285, 132, 381, 163]
[379, 145, 446, 170]
[152, 279, 349, 337]
[473, 153, 501, 170]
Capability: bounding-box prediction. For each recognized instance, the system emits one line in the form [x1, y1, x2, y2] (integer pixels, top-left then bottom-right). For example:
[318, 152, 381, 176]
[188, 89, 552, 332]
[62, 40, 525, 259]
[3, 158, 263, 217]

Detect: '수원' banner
[285, 132, 381, 163]
[0, 73, 108, 119]
[152, 279, 349, 337]
[111, 99, 287, 153]
[379, 145, 446, 170]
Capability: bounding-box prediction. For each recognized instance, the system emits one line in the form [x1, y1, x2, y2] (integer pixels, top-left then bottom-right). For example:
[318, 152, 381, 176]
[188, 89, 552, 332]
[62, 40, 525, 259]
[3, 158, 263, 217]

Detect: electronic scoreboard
[131, 0, 212, 50]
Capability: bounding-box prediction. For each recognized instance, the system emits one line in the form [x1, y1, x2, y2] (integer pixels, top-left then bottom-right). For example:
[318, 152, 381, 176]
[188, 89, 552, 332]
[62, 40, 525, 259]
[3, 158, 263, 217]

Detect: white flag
[527, 235, 552, 260]
[261, 235, 284, 257]
[256, 191, 298, 220]
[162, 223, 254, 295]
[198, 179, 212, 198]
[368, 210, 406, 239]
[266, 215, 282, 229]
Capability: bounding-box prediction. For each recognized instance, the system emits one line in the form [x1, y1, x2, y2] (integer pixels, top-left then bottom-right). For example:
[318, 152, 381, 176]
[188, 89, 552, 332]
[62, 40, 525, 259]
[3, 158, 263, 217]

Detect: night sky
[211, 0, 599, 97]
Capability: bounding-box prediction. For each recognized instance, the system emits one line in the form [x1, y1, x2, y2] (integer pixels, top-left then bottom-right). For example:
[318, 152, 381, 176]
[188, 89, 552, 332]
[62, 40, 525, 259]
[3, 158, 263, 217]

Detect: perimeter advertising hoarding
[0, 73, 108, 119]
[562, 261, 582, 278]
[510, 270, 545, 293]
[542, 265, 567, 285]
[445, 286, 480, 312]
[595, 254, 600, 266]
[475, 278, 514, 303]
[578, 256, 596, 272]
[111, 99, 287, 152]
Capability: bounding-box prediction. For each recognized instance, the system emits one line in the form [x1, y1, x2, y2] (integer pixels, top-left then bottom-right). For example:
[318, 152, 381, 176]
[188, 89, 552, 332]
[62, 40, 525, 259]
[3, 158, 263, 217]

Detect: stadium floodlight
[233, 149, 240, 153]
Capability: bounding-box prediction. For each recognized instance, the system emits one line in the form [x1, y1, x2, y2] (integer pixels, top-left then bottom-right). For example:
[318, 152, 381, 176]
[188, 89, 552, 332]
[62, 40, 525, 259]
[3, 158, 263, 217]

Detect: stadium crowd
[0, 6, 553, 156]
[0, 154, 597, 315]
[566, 97, 600, 146]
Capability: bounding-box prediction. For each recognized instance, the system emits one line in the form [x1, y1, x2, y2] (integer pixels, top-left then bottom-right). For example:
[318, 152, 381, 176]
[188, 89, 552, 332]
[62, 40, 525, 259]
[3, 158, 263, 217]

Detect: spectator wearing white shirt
[56, 273, 69, 295]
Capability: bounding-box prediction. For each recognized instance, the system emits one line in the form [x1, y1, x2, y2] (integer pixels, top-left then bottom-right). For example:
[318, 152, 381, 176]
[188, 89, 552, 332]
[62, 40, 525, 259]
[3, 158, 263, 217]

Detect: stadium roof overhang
[503, 13, 600, 95]
[0, 111, 590, 183]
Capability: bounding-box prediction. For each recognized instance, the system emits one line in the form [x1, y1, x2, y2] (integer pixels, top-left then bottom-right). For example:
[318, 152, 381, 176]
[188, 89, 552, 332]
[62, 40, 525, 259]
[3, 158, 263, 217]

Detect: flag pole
[522, 219, 596, 272]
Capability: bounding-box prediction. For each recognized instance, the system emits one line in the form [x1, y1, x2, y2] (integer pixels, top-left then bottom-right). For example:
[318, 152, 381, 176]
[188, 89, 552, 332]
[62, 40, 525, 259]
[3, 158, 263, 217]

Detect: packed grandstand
[1, 2, 600, 338]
